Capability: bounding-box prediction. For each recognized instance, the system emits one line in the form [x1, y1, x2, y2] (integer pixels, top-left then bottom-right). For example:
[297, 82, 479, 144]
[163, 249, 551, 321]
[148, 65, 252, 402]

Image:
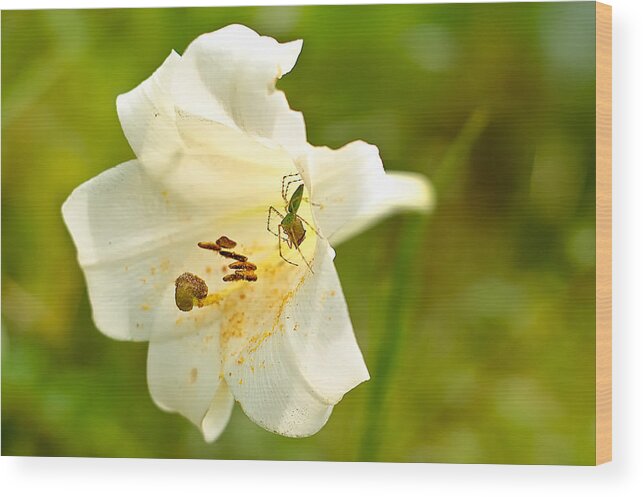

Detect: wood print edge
[595, 0, 612, 466]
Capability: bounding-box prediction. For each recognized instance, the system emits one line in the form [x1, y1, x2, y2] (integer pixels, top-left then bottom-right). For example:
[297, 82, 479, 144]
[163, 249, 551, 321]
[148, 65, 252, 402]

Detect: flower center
[175, 235, 259, 312]
[172, 176, 319, 314]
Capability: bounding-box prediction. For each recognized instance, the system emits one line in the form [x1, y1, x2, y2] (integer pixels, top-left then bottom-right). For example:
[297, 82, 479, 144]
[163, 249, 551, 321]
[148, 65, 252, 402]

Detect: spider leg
[267, 206, 286, 239]
[281, 173, 302, 203]
[297, 214, 321, 237]
[283, 177, 304, 204]
[293, 239, 315, 274]
[278, 224, 299, 267]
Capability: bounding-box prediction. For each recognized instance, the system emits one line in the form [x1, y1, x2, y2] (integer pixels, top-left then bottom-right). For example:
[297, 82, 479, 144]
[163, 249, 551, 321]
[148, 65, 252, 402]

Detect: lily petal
[165, 109, 297, 207]
[173, 24, 307, 153]
[221, 239, 369, 437]
[62, 160, 232, 341]
[147, 326, 219, 424]
[201, 381, 235, 443]
[147, 314, 232, 437]
[305, 141, 434, 245]
[116, 50, 183, 167]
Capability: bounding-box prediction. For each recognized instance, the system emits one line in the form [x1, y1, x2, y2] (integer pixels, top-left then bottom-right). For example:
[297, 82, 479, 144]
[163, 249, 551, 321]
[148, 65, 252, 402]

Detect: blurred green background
[2, 3, 596, 464]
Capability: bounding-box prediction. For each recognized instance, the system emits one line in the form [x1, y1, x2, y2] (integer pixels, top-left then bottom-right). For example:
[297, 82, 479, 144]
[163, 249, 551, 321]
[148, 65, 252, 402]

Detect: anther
[223, 270, 257, 282]
[239, 271, 258, 282]
[196, 235, 257, 283]
[197, 241, 220, 252]
[216, 236, 237, 249]
[219, 250, 248, 262]
[229, 261, 257, 271]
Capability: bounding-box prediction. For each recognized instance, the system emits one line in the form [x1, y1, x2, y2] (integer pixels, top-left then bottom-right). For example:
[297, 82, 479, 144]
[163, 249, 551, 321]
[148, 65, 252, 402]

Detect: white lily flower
[62, 24, 433, 442]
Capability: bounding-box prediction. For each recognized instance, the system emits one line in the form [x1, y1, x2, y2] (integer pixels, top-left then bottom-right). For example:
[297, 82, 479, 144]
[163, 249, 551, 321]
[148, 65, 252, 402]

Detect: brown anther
[198, 241, 220, 252]
[219, 250, 248, 262]
[216, 236, 237, 249]
[222, 270, 257, 283]
[175, 272, 208, 312]
[235, 270, 258, 282]
[239, 271, 258, 282]
[229, 261, 257, 271]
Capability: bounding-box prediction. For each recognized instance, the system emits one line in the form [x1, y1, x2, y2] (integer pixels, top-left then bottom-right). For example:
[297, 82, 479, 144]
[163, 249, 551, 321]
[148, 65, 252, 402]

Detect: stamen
[223, 270, 257, 282]
[175, 235, 260, 311]
[197, 241, 220, 252]
[229, 261, 257, 271]
[237, 270, 258, 282]
[195, 235, 258, 285]
[219, 250, 248, 262]
[216, 236, 237, 249]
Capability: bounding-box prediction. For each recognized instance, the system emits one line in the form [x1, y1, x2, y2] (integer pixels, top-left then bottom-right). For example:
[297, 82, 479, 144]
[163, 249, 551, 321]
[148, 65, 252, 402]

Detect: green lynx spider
[267, 173, 318, 273]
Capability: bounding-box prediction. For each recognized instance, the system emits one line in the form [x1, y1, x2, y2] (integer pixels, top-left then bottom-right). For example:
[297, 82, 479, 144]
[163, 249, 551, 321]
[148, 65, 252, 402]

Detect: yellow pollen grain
[246, 330, 273, 353]
[221, 311, 245, 345]
[196, 292, 224, 308]
[140, 304, 151, 311]
[237, 356, 245, 365]
[189, 368, 198, 384]
[239, 378, 243, 385]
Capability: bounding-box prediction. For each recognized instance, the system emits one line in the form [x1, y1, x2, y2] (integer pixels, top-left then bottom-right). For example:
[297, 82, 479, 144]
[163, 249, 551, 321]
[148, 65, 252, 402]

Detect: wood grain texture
[595, 1, 612, 466]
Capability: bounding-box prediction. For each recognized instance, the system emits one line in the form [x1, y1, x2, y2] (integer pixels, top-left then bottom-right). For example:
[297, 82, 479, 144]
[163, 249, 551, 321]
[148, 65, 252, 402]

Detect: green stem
[357, 108, 489, 462]
[358, 215, 427, 461]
